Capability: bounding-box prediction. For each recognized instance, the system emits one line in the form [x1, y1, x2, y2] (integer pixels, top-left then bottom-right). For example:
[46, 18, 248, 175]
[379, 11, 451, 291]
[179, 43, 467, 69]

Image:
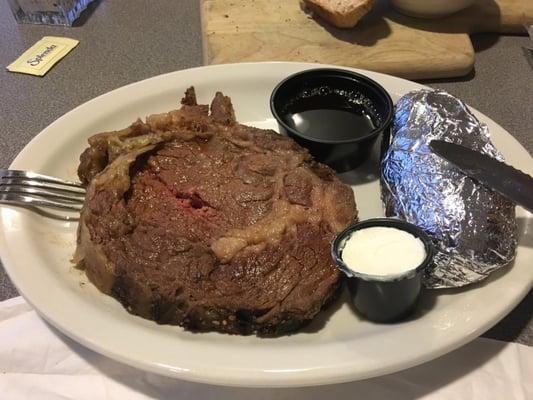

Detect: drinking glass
[7, 0, 95, 26]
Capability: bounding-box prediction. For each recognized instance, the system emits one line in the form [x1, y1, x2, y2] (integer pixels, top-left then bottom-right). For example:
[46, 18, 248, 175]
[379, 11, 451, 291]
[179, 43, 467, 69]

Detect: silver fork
[0, 169, 85, 212]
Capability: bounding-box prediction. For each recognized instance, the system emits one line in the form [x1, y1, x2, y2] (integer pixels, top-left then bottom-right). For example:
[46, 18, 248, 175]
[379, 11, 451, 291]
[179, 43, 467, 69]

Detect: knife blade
[429, 140, 533, 213]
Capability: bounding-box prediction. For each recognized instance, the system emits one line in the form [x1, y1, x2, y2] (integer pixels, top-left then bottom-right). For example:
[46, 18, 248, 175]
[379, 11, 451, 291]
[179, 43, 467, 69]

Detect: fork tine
[0, 178, 86, 196]
[0, 170, 86, 214]
[0, 169, 84, 188]
[0, 193, 83, 211]
[0, 185, 85, 204]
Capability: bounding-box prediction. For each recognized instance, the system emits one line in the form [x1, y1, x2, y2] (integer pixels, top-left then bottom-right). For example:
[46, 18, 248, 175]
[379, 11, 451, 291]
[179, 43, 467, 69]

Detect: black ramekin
[270, 68, 393, 172]
[331, 218, 435, 323]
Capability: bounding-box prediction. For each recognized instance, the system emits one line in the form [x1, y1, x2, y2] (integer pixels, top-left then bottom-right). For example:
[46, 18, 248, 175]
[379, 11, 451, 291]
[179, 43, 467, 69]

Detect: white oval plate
[1, 62, 532, 388]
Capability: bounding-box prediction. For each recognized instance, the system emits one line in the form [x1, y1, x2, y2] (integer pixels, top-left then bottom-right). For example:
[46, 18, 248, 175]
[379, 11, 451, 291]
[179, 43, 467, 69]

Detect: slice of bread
[302, 0, 375, 28]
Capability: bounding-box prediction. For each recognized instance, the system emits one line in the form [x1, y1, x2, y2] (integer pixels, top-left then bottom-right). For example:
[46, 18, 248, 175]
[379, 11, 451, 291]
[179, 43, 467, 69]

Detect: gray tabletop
[0, 0, 531, 345]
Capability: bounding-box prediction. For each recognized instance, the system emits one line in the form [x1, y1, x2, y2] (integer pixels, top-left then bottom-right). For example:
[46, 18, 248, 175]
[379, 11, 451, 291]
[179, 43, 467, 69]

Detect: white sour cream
[341, 227, 426, 277]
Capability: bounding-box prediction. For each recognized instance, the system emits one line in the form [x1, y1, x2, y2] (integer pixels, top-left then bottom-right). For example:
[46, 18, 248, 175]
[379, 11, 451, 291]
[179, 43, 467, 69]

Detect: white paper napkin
[0, 296, 531, 400]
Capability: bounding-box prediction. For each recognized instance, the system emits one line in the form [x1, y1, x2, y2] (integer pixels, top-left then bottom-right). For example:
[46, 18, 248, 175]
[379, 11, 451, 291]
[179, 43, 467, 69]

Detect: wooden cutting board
[201, 0, 533, 79]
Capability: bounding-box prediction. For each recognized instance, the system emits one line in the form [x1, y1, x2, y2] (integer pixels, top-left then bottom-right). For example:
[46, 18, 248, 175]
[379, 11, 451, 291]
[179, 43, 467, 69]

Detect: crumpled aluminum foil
[380, 90, 518, 289]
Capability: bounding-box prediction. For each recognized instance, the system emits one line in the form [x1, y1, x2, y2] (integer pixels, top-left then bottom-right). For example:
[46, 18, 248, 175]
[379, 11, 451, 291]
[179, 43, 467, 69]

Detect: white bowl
[390, 0, 475, 18]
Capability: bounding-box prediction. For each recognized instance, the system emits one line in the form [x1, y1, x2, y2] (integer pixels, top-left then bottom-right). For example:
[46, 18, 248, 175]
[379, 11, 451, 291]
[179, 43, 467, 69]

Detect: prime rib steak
[75, 87, 357, 335]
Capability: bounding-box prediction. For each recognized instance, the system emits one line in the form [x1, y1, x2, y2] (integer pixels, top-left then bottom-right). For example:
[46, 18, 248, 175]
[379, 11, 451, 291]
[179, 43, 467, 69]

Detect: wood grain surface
[202, 0, 533, 79]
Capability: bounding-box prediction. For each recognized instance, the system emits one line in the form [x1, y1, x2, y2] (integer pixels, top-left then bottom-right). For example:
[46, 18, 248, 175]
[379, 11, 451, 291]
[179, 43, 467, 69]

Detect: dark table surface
[0, 0, 531, 345]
